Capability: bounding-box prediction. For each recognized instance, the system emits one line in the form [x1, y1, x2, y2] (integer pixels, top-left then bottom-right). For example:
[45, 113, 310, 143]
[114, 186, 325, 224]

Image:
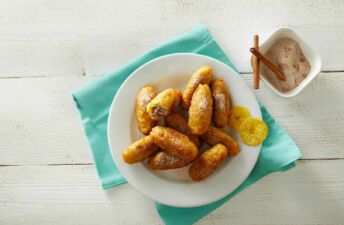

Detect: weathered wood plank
[0, 160, 343, 225]
[0, 0, 343, 77]
[1, 1, 343, 225]
[0, 76, 93, 165]
[0, 73, 343, 165]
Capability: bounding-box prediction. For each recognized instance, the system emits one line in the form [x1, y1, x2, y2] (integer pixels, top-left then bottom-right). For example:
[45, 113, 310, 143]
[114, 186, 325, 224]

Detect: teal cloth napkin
[72, 25, 301, 225]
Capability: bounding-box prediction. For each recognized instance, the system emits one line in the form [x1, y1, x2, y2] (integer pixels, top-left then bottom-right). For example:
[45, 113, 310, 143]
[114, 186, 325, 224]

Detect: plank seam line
[47, 163, 94, 166]
[0, 163, 93, 167]
[0, 159, 343, 167]
[299, 158, 344, 161]
[0, 70, 343, 79]
[240, 70, 344, 74]
[0, 75, 49, 79]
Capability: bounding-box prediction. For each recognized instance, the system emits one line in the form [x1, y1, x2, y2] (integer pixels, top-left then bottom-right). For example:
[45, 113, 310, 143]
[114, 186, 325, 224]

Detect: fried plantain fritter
[182, 66, 212, 109]
[147, 151, 188, 170]
[165, 112, 200, 148]
[188, 84, 213, 135]
[146, 88, 181, 120]
[150, 126, 198, 162]
[189, 143, 228, 181]
[122, 135, 158, 164]
[201, 126, 240, 157]
[136, 85, 157, 134]
[211, 79, 231, 128]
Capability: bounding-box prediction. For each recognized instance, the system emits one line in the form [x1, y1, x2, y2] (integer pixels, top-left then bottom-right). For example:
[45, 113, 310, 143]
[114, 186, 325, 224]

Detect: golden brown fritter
[188, 84, 213, 135]
[136, 85, 157, 134]
[165, 112, 200, 148]
[201, 126, 240, 157]
[211, 79, 231, 128]
[150, 126, 198, 162]
[146, 88, 181, 120]
[189, 144, 228, 181]
[147, 151, 188, 170]
[182, 66, 212, 109]
[122, 135, 158, 164]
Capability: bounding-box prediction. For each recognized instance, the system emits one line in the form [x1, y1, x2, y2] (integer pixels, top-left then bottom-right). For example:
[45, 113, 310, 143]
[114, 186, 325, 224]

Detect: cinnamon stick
[250, 47, 286, 81]
[252, 35, 260, 89]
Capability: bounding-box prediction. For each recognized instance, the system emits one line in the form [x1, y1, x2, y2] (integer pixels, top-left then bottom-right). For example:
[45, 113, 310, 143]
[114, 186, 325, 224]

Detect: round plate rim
[107, 53, 262, 207]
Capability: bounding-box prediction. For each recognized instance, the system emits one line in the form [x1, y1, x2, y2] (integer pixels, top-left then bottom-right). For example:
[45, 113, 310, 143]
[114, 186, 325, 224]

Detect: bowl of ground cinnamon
[253, 27, 321, 98]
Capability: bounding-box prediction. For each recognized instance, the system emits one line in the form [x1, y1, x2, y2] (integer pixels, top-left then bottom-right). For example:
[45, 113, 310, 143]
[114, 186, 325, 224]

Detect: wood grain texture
[0, 73, 343, 165]
[248, 73, 344, 160]
[0, 1, 343, 224]
[0, 161, 343, 225]
[0, 76, 93, 165]
[0, 0, 343, 77]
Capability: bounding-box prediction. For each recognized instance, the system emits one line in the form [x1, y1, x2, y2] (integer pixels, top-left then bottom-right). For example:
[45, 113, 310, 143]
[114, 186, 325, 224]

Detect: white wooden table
[1, 1, 344, 224]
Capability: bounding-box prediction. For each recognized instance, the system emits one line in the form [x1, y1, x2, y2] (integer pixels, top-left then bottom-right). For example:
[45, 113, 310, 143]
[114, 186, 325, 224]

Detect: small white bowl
[257, 27, 321, 98]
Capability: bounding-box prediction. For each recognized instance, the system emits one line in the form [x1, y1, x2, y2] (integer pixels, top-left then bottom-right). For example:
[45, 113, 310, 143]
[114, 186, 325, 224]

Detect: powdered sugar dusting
[192, 76, 204, 86]
[157, 153, 181, 165]
[141, 93, 152, 104]
[214, 93, 226, 110]
[172, 135, 182, 144]
[199, 97, 209, 110]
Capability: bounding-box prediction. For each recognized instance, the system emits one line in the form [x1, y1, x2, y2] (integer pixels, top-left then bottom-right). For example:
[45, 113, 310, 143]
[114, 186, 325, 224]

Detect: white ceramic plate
[108, 53, 262, 207]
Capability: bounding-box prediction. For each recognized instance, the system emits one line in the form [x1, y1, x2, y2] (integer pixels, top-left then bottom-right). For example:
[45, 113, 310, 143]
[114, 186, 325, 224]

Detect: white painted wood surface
[1, 73, 344, 165]
[0, 0, 343, 224]
[1, 161, 344, 225]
